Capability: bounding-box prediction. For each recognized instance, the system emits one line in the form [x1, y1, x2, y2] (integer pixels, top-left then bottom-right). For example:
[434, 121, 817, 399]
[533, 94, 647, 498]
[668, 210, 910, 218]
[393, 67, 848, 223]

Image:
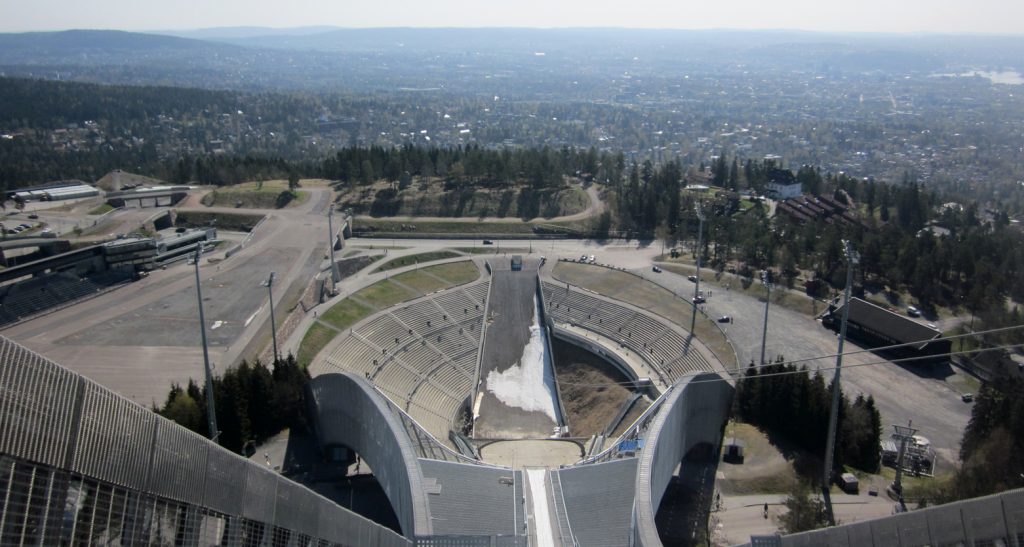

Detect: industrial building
[822, 297, 951, 364]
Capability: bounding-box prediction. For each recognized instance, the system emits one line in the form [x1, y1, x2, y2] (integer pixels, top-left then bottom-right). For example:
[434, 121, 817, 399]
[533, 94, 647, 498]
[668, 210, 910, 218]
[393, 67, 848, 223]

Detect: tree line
[927, 371, 1024, 503]
[154, 355, 309, 455]
[734, 357, 883, 476]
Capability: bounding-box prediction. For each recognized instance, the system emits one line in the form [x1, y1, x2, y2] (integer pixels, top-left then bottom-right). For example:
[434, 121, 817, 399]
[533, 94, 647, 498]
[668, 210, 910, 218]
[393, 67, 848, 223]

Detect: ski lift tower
[890, 422, 919, 503]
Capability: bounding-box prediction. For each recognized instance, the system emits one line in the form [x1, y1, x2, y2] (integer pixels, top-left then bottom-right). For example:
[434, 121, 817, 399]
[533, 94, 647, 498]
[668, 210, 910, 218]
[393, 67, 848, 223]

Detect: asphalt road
[633, 266, 972, 467]
[3, 185, 335, 406]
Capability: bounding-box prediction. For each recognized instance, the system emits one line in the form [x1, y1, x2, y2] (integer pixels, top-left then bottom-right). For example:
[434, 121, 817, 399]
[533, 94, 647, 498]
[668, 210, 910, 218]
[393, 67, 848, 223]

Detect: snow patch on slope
[485, 295, 559, 422]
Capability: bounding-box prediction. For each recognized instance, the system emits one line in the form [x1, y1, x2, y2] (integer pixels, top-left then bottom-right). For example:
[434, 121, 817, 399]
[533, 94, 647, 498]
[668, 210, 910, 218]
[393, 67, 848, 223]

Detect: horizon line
[2, 26, 1023, 38]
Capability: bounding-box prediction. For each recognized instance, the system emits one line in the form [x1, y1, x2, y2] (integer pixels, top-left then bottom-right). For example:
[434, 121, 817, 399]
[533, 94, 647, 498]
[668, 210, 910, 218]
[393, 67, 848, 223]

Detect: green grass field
[373, 250, 461, 271]
[352, 280, 417, 308]
[553, 261, 738, 372]
[296, 322, 337, 367]
[391, 260, 479, 294]
[423, 260, 479, 285]
[320, 299, 374, 331]
[298, 261, 482, 367]
[450, 246, 530, 255]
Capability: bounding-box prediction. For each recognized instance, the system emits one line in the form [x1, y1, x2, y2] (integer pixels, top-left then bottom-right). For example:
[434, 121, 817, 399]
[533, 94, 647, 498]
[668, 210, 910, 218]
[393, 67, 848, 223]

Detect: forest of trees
[155, 355, 309, 454]
[734, 358, 883, 477]
[927, 371, 1024, 503]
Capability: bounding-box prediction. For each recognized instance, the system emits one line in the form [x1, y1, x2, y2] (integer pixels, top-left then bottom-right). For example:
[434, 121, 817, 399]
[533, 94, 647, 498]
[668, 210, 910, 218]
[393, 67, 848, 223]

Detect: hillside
[0, 30, 239, 64]
[336, 179, 590, 220]
[95, 170, 168, 191]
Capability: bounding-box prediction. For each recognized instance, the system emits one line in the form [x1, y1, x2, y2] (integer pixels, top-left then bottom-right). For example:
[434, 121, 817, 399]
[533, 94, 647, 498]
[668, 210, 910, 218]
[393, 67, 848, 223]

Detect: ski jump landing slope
[473, 257, 562, 439]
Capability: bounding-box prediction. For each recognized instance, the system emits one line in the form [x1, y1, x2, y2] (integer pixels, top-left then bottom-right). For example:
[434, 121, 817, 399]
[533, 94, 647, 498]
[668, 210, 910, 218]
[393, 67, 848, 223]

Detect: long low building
[822, 297, 951, 364]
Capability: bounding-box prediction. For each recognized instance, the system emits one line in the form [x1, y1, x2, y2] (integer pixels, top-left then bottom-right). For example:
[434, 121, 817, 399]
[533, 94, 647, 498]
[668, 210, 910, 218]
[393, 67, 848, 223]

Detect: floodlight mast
[759, 270, 772, 369]
[327, 206, 340, 285]
[264, 272, 279, 362]
[822, 239, 859, 524]
[691, 202, 706, 334]
[193, 245, 219, 443]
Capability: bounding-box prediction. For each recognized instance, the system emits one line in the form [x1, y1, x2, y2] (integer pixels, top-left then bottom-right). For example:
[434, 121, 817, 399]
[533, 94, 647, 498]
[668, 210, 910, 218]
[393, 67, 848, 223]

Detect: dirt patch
[553, 338, 640, 437]
[716, 422, 799, 495]
[611, 398, 651, 437]
[334, 255, 380, 278]
[175, 211, 264, 232]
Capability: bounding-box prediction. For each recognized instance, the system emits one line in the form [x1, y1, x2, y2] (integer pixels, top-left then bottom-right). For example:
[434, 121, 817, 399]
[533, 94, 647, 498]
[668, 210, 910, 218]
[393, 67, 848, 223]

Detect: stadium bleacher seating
[542, 281, 713, 384]
[311, 281, 490, 442]
[0, 270, 133, 326]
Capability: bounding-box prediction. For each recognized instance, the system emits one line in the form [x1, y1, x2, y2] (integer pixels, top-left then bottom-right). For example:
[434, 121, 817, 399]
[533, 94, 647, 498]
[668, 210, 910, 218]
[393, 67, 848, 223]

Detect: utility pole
[327, 206, 339, 285]
[193, 245, 219, 443]
[691, 202, 706, 334]
[759, 269, 773, 369]
[822, 240, 859, 524]
[263, 272, 279, 362]
[890, 421, 918, 507]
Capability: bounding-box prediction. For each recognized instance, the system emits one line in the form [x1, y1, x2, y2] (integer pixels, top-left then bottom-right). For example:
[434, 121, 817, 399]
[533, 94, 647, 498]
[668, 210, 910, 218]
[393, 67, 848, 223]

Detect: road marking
[244, 305, 266, 327]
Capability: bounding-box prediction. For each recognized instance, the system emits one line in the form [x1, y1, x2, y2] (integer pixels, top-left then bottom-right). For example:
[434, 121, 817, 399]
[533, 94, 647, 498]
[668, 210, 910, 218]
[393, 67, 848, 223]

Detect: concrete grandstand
[303, 255, 737, 545]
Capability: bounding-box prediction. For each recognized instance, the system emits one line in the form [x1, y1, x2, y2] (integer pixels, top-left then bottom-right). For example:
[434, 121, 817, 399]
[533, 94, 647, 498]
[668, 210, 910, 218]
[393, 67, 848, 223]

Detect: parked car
[962, 393, 974, 403]
[687, 275, 698, 282]
[907, 306, 920, 317]
[652, 265, 662, 273]
[718, 316, 732, 323]
[588, 254, 596, 263]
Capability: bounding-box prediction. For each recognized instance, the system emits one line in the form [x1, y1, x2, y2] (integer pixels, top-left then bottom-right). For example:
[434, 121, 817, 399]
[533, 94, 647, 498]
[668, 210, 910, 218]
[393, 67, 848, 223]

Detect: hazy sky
[2, 0, 1023, 34]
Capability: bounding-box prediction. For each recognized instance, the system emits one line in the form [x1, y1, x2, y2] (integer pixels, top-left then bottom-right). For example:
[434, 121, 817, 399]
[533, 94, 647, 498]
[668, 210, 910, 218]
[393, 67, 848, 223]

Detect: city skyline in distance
[2, 0, 1023, 35]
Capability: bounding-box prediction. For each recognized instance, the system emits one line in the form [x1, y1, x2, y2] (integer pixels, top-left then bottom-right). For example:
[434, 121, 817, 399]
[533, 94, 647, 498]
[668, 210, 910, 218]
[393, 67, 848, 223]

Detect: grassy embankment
[552, 261, 738, 373]
[373, 250, 462, 272]
[337, 178, 589, 219]
[296, 260, 479, 366]
[201, 180, 309, 209]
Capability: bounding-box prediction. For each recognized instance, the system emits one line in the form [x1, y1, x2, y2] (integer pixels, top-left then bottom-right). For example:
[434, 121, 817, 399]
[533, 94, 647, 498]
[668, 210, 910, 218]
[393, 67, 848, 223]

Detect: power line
[555, 322, 1024, 389]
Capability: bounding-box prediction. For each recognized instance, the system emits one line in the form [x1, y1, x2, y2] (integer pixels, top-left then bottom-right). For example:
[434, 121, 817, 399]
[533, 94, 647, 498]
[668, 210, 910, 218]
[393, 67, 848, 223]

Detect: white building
[765, 169, 802, 200]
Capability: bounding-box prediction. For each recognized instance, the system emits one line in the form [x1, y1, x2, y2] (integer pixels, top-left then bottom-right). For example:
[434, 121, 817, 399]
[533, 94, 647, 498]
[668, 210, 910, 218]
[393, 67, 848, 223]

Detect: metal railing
[0, 335, 410, 547]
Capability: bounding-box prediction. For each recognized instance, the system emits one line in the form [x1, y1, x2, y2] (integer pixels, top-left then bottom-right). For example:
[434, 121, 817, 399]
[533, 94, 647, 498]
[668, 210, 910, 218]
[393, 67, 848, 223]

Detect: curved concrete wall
[550, 326, 641, 383]
[633, 372, 733, 546]
[311, 372, 433, 538]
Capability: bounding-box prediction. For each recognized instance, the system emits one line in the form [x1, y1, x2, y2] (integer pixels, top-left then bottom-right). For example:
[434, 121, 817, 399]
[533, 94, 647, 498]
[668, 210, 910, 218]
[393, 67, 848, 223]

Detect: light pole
[193, 245, 219, 443]
[327, 206, 339, 285]
[263, 272, 279, 363]
[691, 202, 706, 334]
[759, 269, 773, 369]
[822, 240, 859, 524]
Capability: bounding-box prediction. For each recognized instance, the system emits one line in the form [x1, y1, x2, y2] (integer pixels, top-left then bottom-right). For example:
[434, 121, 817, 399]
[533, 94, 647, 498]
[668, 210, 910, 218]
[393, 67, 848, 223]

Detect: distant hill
[0, 27, 1020, 93]
[0, 29, 242, 65]
[159, 26, 341, 40]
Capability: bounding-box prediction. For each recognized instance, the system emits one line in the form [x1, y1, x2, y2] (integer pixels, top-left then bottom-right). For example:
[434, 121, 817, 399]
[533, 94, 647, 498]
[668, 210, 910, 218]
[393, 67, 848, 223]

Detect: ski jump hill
[472, 256, 565, 439]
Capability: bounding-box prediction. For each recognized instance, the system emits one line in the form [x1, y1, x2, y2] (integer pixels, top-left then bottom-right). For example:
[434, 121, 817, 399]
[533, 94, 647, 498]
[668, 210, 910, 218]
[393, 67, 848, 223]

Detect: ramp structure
[473, 257, 564, 439]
